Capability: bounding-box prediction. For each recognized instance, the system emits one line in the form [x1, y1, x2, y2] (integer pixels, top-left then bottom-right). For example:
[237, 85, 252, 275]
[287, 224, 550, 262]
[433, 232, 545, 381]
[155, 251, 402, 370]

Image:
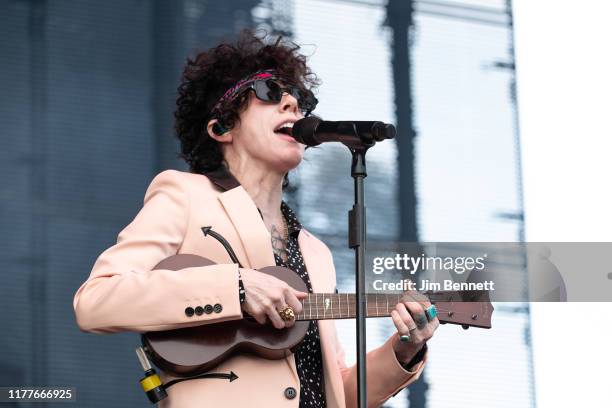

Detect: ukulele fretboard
[297, 293, 406, 321]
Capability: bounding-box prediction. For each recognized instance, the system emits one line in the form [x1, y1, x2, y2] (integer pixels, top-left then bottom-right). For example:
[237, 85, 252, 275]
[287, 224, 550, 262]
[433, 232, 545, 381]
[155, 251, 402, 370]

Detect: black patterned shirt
[277, 201, 326, 408]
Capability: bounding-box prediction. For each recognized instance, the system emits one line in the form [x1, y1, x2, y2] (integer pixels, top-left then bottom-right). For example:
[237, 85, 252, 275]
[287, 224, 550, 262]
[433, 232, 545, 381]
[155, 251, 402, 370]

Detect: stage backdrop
[0, 0, 531, 407]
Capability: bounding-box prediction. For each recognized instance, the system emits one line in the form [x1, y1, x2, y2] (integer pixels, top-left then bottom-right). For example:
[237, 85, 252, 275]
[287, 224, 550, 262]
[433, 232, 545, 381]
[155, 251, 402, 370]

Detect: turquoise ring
[399, 334, 411, 343]
[425, 305, 438, 321]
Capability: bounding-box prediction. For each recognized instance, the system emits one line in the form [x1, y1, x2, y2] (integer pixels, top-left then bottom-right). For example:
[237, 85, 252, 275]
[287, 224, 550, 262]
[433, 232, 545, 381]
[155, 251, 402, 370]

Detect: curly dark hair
[174, 30, 319, 175]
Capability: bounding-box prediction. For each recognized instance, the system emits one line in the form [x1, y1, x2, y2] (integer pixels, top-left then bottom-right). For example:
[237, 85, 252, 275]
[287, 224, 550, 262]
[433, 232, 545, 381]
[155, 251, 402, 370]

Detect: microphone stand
[295, 117, 395, 408]
[346, 144, 372, 408]
[337, 121, 394, 408]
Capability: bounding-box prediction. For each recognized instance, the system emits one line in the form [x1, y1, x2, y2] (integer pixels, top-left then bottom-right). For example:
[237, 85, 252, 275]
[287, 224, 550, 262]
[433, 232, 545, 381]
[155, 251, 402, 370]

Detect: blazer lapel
[217, 186, 275, 269]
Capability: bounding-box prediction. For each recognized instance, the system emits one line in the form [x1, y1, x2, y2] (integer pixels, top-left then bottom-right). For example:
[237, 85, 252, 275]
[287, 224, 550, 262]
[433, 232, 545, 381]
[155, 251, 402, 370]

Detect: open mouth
[274, 121, 294, 137]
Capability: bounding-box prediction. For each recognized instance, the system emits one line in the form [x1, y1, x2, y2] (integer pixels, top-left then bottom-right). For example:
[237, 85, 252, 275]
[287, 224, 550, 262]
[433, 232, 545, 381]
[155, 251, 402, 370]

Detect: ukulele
[141, 254, 493, 377]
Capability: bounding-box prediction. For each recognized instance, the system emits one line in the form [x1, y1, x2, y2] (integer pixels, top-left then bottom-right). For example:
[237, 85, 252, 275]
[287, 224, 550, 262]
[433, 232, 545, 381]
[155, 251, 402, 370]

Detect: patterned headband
[210, 69, 276, 115]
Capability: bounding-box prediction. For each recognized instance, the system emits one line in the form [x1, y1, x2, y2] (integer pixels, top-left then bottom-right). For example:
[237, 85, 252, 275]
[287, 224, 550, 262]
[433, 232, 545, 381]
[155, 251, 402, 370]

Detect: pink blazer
[73, 170, 426, 407]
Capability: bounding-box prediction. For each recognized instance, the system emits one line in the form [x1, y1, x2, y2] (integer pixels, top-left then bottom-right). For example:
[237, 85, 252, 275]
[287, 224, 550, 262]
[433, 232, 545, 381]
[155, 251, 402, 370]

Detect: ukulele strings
[288, 293, 486, 321]
[296, 304, 481, 318]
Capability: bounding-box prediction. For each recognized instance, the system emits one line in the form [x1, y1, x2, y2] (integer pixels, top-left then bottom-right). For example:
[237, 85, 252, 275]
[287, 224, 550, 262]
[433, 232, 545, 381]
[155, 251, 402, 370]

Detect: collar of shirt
[203, 167, 302, 238]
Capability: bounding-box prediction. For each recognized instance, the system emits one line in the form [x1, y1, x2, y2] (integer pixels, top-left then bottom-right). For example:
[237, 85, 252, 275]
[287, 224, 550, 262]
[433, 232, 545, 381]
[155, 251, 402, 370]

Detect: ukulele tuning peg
[462, 325, 470, 330]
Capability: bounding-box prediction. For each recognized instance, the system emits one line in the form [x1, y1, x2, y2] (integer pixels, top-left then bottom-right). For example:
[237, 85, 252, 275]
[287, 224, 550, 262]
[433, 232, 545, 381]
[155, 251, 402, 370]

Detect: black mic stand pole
[338, 121, 394, 408]
[347, 145, 371, 408]
[294, 117, 395, 408]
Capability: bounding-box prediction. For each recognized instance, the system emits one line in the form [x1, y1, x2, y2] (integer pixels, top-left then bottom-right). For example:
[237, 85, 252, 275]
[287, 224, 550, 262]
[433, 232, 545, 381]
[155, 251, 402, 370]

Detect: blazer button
[184, 307, 195, 317]
[195, 306, 204, 316]
[204, 304, 213, 314]
[284, 387, 297, 399]
[213, 303, 223, 313]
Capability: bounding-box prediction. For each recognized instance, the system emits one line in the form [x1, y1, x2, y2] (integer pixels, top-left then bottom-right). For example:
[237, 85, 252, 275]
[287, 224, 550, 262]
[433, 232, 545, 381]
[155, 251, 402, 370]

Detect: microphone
[291, 117, 396, 148]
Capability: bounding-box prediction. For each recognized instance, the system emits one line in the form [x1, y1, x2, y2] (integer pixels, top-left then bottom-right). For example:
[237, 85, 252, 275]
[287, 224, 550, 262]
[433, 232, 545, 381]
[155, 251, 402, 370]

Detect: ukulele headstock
[400, 289, 493, 329]
[432, 290, 493, 329]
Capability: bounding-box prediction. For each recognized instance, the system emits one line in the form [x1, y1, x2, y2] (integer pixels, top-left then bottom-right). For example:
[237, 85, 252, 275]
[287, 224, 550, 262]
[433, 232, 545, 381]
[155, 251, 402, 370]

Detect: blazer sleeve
[73, 170, 243, 334]
[335, 313, 427, 408]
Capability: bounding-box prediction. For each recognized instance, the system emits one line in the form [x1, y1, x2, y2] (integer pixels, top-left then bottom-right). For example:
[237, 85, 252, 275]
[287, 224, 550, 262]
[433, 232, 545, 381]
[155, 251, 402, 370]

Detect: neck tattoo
[270, 217, 289, 262]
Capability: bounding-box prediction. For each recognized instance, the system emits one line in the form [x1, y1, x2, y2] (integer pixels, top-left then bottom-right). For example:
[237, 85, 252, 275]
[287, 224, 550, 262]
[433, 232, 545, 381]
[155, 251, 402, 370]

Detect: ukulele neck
[296, 291, 493, 329]
[297, 293, 409, 321]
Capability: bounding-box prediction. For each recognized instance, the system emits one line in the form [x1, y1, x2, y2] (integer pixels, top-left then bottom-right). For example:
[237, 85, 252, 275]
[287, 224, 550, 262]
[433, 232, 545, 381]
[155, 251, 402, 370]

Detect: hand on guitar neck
[390, 292, 440, 366]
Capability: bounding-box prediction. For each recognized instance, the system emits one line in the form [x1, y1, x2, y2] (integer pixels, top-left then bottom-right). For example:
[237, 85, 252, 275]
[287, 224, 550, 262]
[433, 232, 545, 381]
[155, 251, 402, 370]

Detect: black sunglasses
[247, 79, 318, 116]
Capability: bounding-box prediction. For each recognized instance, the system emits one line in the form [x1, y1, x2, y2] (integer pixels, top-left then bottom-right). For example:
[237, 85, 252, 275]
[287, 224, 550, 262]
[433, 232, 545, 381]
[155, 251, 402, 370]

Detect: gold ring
[408, 325, 418, 332]
[278, 306, 295, 322]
